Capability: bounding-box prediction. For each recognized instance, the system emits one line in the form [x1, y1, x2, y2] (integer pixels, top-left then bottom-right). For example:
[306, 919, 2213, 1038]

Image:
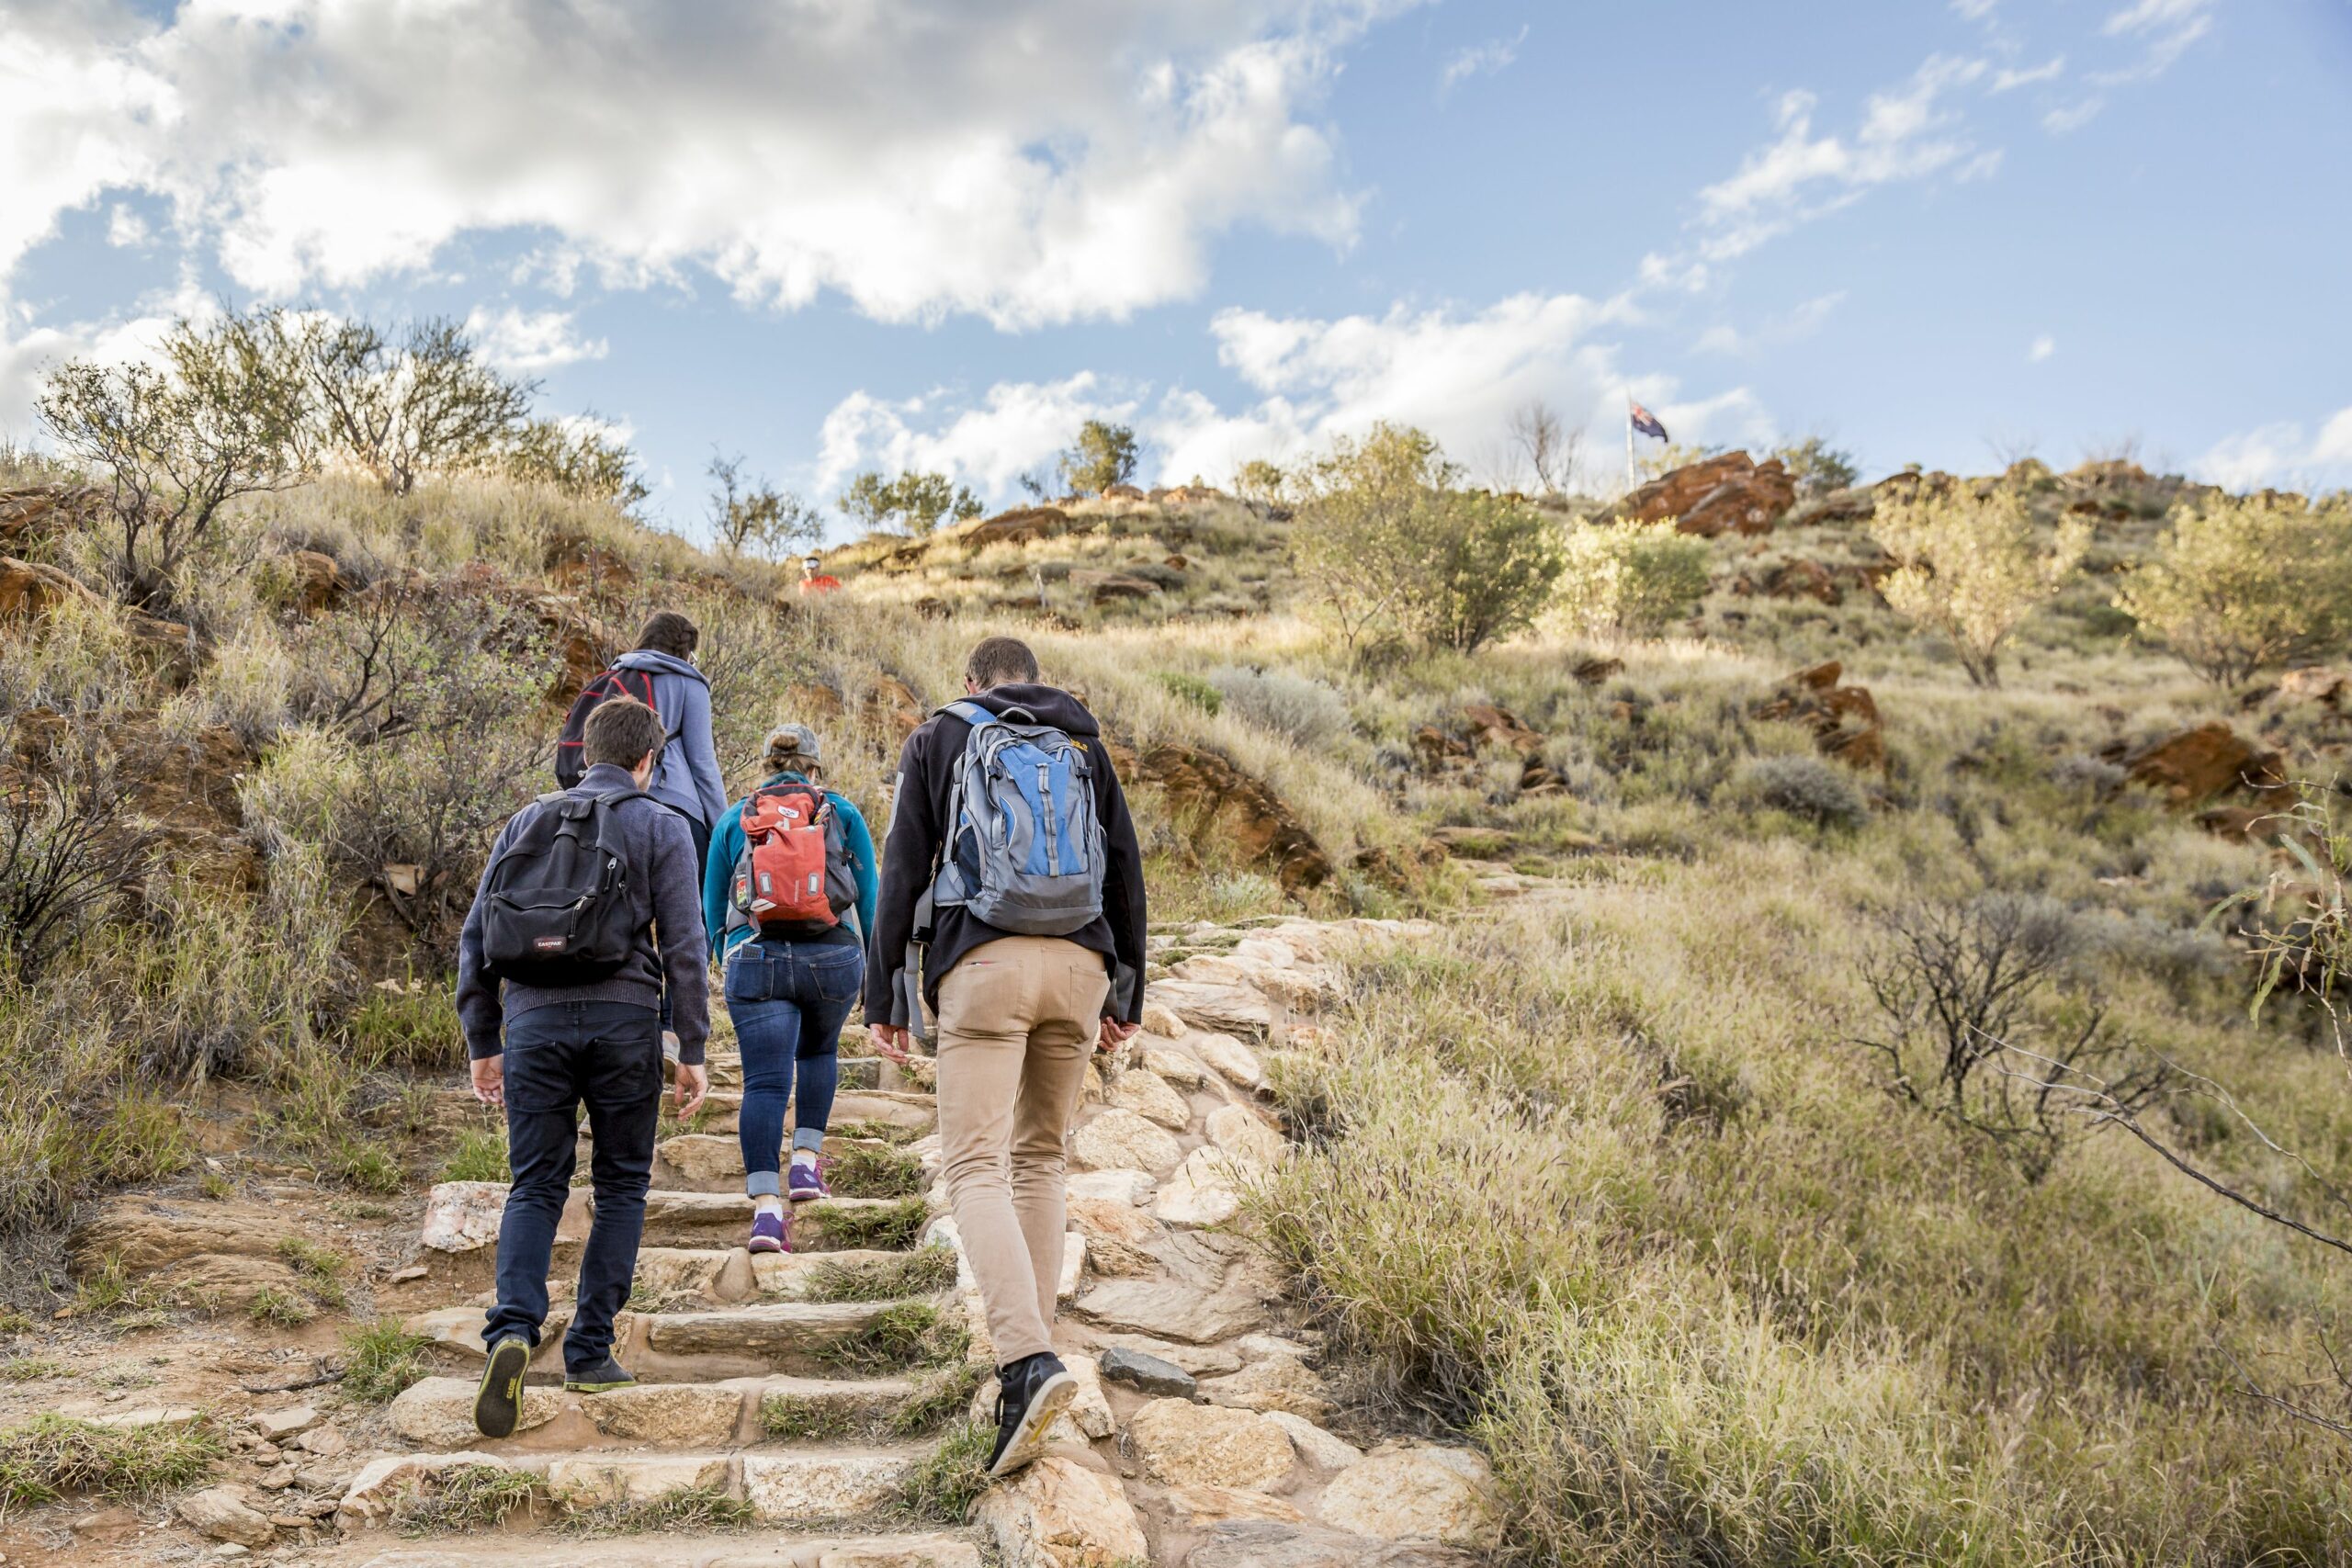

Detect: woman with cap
[700, 724, 878, 1253]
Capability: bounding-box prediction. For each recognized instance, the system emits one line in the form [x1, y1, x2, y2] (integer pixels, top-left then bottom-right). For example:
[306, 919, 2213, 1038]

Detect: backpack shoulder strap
[942, 700, 996, 731]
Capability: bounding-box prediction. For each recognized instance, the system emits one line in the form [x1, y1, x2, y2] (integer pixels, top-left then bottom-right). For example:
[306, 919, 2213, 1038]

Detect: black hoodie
[864, 682, 1147, 1026]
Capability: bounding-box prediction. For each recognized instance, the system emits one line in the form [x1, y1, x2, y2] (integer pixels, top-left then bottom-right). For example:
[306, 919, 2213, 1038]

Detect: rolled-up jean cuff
[744, 1171, 782, 1199]
[792, 1128, 826, 1154]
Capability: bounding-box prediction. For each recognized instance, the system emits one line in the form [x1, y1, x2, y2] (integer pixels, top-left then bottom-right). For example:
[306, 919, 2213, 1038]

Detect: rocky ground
[0, 915, 1502, 1567]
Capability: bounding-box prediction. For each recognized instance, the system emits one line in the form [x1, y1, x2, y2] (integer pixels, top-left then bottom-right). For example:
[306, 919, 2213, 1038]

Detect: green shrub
[439, 1127, 511, 1184]
[1871, 486, 2090, 687]
[1548, 520, 1713, 637]
[1731, 755, 1868, 829]
[345, 982, 465, 1072]
[2116, 492, 2352, 685]
[1209, 666, 1352, 747]
[1155, 671, 1223, 715]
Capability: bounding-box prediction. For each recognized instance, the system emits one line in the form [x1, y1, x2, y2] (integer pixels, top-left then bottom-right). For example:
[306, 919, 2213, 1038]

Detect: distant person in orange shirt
[799, 555, 842, 594]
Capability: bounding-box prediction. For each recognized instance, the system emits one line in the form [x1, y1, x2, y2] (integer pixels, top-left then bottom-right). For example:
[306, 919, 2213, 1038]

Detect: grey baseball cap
[763, 723, 822, 767]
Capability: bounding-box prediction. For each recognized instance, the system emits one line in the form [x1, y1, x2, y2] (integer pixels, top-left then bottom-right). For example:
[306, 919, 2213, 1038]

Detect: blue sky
[2, 0, 2346, 542]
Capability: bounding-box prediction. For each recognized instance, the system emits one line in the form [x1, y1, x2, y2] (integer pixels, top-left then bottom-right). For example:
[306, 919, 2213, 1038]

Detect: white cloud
[105, 203, 150, 249]
[1438, 26, 1528, 96]
[0, 0, 1429, 329]
[1951, 0, 1999, 18]
[1991, 57, 2065, 92]
[1692, 292, 1845, 358]
[814, 292, 1771, 503]
[2098, 0, 2214, 81]
[2028, 334, 2055, 362]
[2043, 99, 2105, 133]
[2193, 407, 2352, 491]
[1693, 56, 1989, 262]
[461, 306, 608, 376]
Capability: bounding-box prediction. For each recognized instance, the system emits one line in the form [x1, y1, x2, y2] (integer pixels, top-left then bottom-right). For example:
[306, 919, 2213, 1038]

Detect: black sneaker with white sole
[474, 1335, 532, 1438]
[986, 1352, 1077, 1477]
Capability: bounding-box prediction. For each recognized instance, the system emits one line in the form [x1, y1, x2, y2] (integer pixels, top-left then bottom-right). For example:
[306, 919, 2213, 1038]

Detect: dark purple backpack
[554, 666, 660, 789]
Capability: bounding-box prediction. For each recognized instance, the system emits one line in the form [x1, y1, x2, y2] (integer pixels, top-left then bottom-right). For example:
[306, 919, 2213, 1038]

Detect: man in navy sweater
[455, 696, 709, 1437]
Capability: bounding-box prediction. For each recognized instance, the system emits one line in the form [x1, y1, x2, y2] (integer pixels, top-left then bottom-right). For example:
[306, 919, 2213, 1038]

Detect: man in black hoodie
[867, 636, 1147, 1477]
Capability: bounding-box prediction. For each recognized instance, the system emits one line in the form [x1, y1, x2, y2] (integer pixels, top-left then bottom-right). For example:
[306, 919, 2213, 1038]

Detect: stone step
[628, 1245, 954, 1306]
[408, 1294, 958, 1382]
[653, 1134, 930, 1195]
[348, 1533, 979, 1567]
[345, 1445, 936, 1529]
[645, 1088, 936, 1138]
[385, 1372, 928, 1451]
[638, 1191, 934, 1254]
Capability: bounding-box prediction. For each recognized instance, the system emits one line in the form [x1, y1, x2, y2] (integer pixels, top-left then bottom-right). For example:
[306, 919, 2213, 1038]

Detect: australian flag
[1629, 400, 1668, 442]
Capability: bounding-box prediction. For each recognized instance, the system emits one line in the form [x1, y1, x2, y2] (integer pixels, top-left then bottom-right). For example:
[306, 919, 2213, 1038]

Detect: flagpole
[1625, 395, 1635, 492]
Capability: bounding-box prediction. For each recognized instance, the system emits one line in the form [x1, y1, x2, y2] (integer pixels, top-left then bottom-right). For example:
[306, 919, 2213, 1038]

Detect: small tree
[502, 416, 648, 508]
[707, 452, 823, 558]
[2116, 492, 2352, 687]
[1234, 458, 1288, 507]
[837, 470, 981, 536]
[1058, 420, 1139, 496]
[1507, 400, 1579, 494]
[1871, 485, 2091, 687]
[37, 308, 310, 607]
[1551, 519, 1713, 637]
[1293, 423, 1563, 656]
[296, 315, 535, 495]
[1772, 435, 1860, 497]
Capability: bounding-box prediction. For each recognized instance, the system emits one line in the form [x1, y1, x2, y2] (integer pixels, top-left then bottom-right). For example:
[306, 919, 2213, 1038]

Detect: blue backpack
[930, 700, 1104, 936]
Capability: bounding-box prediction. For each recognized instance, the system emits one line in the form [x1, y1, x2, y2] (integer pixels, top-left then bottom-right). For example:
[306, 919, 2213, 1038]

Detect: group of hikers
[453, 613, 1148, 1480]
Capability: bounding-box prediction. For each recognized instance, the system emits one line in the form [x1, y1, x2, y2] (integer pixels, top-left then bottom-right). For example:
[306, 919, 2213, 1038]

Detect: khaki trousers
[934, 936, 1111, 1365]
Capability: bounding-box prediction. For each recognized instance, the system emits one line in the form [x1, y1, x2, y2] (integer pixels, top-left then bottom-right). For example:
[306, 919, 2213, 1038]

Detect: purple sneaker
[747, 1209, 789, 1255]
[786, 1158, 830, 1203]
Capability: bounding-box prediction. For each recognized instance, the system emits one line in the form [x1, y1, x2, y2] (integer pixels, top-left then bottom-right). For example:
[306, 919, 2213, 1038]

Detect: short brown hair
[584, 695, 664, 771]
[965, 636, 1039, 690]
[635, 610, 699, 660]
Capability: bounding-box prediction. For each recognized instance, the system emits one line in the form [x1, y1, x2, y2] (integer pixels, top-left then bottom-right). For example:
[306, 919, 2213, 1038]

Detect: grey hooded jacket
[611, 649, 729, 829]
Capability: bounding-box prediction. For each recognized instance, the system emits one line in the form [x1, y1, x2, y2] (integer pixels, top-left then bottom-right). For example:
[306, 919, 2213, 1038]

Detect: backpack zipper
[1037, 761, 1061, 876]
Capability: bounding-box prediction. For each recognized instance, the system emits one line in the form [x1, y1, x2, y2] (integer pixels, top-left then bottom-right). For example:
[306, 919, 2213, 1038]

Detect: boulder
[1122, 1398, 1295, 1489]
[1069, 1109, 1182, 1177]
[1571, 655, 1623, 685]
[972, 1454, 1149, 1568]
[863, 676, 927, 743]
[1066, 1197, 1165, 1278]
[1205, 1105, 1286, 1176]
[2278, 668, 2348, 708]
[0, 484, 100, 547]
[249, 1406, 322, 1442]
[2115, 722, 2287, 807]
[1135, 742, 1330, 893]
[1199, 1351, 1333, 1422]
[1757, 558, 1842, 605]
[1755, 660, 1884, 771]
[287, 550, 345, 615]
[1186, 1520, 1480, 1567]
[1097, 1346, 1196, 1399]
[0, 555, 198, 673]
[1266, 1410, 1363, 1470]
[419, 1181, 519, 1254]
[1618, 451, 1795, 536]
[965, 506, 1070, 548]
[1162, 1484, 1307, 1528]
[1065, 1168, 1159, 1207]
[1315, 1447, 1501, 1549]
[177, 1485, 274, 1547]
[1069, 568, 1160, 604]
[1150, 984, 1274, 1042]
[1141, 1045, 1208, 1089]
[1155, 1147, 1246, 1229]
[1459, 703, 1544, 758]
[1189, 1032, 1266, 1089]
[1104, 1067, 1193, 1131]
[1073, 1277, 1269, 1344]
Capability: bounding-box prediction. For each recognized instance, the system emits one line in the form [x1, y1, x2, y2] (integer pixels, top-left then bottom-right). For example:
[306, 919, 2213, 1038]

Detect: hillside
[2, 445, 2350, 1564]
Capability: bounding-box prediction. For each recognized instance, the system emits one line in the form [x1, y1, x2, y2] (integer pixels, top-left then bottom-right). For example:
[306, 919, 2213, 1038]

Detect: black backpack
[554, 666, 661, 790]
[479, 788, 650, 986]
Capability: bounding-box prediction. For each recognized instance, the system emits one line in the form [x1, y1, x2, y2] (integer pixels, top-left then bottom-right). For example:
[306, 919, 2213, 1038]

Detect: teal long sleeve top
[701, 773, 879, 958]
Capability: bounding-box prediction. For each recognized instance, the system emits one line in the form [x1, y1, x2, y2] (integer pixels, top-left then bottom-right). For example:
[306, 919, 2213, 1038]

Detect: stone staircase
[318, 917, 1497, 1567]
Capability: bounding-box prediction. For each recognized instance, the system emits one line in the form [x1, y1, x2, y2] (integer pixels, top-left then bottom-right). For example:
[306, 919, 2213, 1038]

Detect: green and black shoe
[474, 1335, 532, 1438]
[564, 1355, 638, 1393]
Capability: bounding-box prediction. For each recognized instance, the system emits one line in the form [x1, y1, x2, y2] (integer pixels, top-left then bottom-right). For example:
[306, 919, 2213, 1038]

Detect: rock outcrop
[1619, 451, 1796, 536]
[1136, 741, 1331, 893]
[1756, 660, 1885, 770]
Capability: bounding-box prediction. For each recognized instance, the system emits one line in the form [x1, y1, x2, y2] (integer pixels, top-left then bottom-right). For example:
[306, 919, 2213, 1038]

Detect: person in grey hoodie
[610, 611, 729, 872]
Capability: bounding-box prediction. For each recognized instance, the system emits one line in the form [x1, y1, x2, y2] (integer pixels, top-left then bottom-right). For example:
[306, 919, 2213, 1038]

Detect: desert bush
[1858, 892, 2166, 1180]
[1208, 666, 1351, 748]
[1153, 671, 1222, 715]
[292, 314, 534, 496]
[0, 728, 156, 985]
[1548, 519, 1712, 637]
[1771, 435, 1860, 497]
[707, 452, 823, 558]
[1233, 457, 1289, 506]
[1057, 419, 1140, 497]
[1730, 754, 1867, 829]
[840, 470, 982, 536]
[2116, 491, 2352, 686]
[1871, 486, 2091, 686]
[1294, 423, 1563, 655]
[499, 416, 649, 509]
[36, 309, 308, 608]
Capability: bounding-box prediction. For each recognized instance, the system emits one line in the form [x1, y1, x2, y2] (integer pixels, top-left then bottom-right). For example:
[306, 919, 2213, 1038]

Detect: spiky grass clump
[0, 1414, 222, 1517]
[390, 1464, 548, 1534]
[438, 1126, 511, 1184]
[888, 1362, 987, 1438]
[555, 1483, 751, 1535]
[893, 1421, 993, 1525]
[802, 1247, 957, 1304]
[821, 1141, 927, 1200]
[815, 1302, 969, 1375]
[342, 1322, 434, 1404]
[815, 1197, 931, 1253]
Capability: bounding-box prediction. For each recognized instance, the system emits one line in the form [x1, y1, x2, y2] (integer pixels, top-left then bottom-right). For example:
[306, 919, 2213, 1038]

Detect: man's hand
[470, 1055, 505, 1108]
[673, 1061, 708, 1120]
[1097, 1017, 1139, 1054]
[870, 1023, 912, 1066]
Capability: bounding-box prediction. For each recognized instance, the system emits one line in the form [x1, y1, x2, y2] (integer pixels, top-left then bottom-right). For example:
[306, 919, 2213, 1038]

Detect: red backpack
[729, 781, 855, 936]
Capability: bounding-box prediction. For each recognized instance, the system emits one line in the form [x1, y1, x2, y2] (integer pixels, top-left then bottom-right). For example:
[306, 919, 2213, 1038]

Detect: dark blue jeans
[484, 1000, 661, 1373]
[724, 936, 865, 1199]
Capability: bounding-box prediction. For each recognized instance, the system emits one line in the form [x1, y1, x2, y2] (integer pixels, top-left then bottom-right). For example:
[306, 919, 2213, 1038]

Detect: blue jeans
[724, 937, 865, 1199]
[483, 1000, 660, 1373]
